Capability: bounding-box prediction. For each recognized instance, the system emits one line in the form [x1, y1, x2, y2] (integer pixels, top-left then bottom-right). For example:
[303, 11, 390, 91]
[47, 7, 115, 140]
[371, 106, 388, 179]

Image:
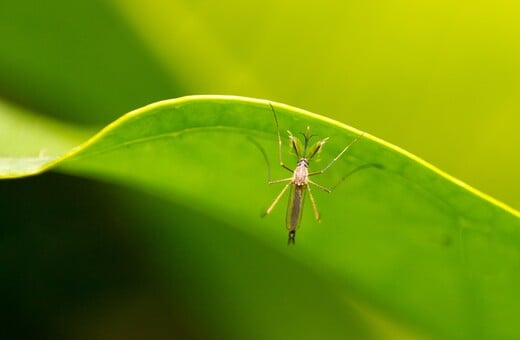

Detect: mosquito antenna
[301, 127, 312, 158]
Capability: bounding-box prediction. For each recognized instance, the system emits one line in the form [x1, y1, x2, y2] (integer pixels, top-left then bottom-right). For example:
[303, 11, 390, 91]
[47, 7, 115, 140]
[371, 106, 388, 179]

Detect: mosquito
[263, 104, 364, 244]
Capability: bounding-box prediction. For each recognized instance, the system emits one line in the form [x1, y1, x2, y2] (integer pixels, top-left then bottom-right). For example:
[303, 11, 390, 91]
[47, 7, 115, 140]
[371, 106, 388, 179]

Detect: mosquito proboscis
[263, 103, 365, 244]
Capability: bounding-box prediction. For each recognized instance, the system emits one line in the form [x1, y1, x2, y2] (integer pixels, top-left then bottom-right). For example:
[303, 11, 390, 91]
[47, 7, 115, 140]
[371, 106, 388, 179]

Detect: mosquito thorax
[293, 158, 309, 186]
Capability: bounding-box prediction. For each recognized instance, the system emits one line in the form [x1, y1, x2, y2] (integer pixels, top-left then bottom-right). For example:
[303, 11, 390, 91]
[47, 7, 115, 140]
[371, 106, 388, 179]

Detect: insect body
[264, 104, 364, 244]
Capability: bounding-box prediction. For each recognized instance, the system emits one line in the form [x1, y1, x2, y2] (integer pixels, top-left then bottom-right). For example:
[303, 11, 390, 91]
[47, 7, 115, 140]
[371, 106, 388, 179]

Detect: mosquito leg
[311, 163, 383, 193]
[269, 103, 293, 173]
[246, 134, 291, 183]
[268, 177, 293, 184]
[263, 183, 292, 216]
[308, 132, 365, 176]
[306, 185, 321, 221]
[246, 136, 273, 183]
[308, 179, 332, 193]
[327, 163, 383, 192]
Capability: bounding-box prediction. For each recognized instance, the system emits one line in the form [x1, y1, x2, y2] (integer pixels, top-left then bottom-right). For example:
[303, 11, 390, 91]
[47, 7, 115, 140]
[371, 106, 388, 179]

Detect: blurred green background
[1, 0, 518, 339]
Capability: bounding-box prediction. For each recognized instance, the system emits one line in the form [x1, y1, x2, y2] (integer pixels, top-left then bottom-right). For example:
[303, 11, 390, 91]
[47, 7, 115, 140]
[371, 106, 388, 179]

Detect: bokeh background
[1, 1, 518, 339]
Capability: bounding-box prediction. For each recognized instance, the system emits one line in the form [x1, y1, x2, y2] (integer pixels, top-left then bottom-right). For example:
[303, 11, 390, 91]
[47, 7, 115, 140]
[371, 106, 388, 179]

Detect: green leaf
[1, 95, 519, 339]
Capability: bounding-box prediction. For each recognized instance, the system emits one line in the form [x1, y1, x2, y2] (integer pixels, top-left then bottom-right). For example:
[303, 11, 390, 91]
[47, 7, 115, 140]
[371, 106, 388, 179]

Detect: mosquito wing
[286, 185, 306, 233]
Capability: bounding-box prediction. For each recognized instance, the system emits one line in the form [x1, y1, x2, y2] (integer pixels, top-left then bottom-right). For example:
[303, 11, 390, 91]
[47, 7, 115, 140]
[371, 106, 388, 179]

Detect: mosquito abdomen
[286, 185, 305, 246]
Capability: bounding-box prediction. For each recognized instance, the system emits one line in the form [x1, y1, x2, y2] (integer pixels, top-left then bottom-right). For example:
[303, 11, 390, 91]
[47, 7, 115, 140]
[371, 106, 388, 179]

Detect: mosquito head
[288, 230, 296, 245]
[297, 158, 309, 168]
